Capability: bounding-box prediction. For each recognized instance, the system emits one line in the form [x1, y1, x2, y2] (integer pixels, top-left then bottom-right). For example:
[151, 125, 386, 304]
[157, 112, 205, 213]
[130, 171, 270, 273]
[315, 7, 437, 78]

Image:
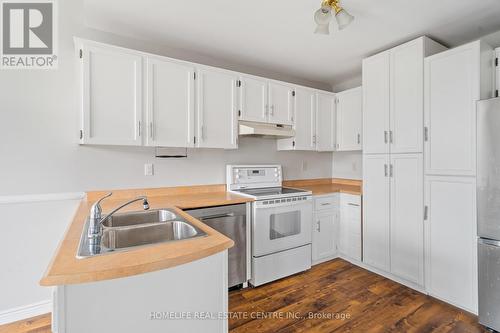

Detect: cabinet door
[268, 82, 294, 125]
[424, 43, 480, 176]
[196, 68, 238, 149]
[363, 154, 391, 272]
[312, 210, 338, 262]
[316, 92, 336, 151]
[81, 43, 143, 145]
[424, 176, 477, 313]
[340, 194, 362, 261]
[390, 39, 424, 153]
[293, 87, 316, 150]
[239, 76, 268, 123]
[390, 154, 424, 285]
[337, 87, 362, 151]
[362, 51, 390, 154]
[146, 57, 195, 147]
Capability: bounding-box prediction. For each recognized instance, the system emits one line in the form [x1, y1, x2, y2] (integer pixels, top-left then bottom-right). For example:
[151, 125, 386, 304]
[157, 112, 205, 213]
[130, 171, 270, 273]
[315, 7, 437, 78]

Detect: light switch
[144, 163, 154, 176]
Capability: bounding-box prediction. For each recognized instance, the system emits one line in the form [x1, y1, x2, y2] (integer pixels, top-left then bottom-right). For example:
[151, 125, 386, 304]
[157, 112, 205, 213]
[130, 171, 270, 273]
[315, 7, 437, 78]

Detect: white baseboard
[0, 300, 52, 325]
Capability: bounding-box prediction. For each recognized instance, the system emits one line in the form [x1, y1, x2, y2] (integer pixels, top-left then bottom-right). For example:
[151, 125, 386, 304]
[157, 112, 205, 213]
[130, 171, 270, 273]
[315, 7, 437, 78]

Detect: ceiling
[83, 0, 500, 89]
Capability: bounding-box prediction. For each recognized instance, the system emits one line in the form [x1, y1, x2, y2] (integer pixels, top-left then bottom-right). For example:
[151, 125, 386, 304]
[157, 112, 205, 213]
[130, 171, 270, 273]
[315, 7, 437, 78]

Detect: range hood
[239, 121, 295, 138]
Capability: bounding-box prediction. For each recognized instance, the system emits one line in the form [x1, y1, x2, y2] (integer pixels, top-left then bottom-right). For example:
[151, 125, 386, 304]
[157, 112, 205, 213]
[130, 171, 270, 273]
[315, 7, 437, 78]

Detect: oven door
[252, 196, 312, 257]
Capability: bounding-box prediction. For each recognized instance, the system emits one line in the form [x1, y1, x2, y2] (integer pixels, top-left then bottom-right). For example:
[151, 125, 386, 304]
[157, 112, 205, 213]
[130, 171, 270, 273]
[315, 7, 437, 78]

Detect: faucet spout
[87, 194, 149, 241]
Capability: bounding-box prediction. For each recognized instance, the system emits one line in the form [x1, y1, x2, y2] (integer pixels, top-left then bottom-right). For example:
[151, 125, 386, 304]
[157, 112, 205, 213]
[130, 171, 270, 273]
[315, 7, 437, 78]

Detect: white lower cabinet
[312, 193, 362, 264]
[339, 194, 362, 261]
[363, 154, 391, 271]
[312, 194, 339, 263]
[424, 175, 477, 313]
[313, 210, 338, 263]
[363, 153, 424, 286]
[390, 154, 424, 285]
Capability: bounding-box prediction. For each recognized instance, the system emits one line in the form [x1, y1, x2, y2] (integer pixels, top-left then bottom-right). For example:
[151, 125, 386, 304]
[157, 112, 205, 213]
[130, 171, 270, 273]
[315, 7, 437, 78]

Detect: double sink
[77, 209, 207, 258]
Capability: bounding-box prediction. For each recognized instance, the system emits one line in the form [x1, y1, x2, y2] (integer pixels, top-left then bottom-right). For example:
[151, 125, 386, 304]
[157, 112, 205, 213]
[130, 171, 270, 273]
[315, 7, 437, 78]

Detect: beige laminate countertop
[284, 178, 362, 196]
[40, 187, 253, 286]
[40, 179, 361, 286]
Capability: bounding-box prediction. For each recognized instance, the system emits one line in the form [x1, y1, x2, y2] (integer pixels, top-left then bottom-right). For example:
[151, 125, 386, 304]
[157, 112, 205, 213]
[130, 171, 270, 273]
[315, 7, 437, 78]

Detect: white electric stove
[226, 165, 312, 286]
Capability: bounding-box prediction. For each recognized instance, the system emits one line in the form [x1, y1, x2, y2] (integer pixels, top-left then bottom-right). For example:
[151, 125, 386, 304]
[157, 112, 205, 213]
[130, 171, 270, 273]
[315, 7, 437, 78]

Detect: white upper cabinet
[363, 154, 391, 272]
[196, 67, 238, 149]
[80, 42, 143, 146]
[363, 51, 390, 154]
[363, 37, 447, 155]
[239, 76, 268, 123]
[268, 82, 294, 125]
[239, 77, 294, 126]
[277, 87, 316, 151]
[424, 41, 494, 176]
[390, 153, 424, 286]
[316, 92, 337, 151]
[293, 88, 317, 150]
[390, 40, 424, 153]
[336, 86, 362, 151]
[146, 56, 195, 148]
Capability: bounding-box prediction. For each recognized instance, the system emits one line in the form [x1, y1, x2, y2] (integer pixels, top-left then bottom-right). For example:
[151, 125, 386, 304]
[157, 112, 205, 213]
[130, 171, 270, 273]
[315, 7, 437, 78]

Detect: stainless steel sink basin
[102, 209, 177, 227]
[102, 221, 199, 250]
[76, 208, 207, 258]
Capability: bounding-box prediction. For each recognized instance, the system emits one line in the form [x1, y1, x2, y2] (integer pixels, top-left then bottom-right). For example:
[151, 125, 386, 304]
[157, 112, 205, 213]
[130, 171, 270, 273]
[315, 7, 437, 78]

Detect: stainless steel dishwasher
[185, 204, 247, 288]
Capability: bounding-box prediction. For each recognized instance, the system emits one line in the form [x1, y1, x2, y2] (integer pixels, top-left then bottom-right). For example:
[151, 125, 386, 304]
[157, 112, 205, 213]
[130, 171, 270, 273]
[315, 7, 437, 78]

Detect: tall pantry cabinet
[424, 40, 495, 313]
[362, 37, 447, 287]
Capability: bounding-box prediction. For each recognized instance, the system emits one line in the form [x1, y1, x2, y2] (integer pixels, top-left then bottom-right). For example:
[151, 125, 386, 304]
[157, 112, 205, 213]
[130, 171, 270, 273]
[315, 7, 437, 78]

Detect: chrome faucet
[88, 192, 150, 243]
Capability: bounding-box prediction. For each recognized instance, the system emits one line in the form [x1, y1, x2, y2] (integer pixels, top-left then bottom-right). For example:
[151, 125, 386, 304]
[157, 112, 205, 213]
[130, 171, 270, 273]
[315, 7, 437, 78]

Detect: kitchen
[1, 0, 500, 332]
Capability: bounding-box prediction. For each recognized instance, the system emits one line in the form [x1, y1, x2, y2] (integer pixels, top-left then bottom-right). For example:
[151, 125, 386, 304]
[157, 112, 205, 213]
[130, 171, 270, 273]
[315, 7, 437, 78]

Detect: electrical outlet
[144, 163, 154, 176]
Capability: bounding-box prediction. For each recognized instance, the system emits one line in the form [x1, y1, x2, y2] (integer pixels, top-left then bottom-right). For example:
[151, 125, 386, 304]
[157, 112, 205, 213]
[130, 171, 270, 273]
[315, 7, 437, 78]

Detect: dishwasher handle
[200, 213, 235, 220]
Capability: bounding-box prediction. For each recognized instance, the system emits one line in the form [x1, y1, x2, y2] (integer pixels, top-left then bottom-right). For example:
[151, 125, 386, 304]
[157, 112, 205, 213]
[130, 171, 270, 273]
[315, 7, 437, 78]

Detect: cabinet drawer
[314, 195, 339, 211]
[341, 193, 361, 206]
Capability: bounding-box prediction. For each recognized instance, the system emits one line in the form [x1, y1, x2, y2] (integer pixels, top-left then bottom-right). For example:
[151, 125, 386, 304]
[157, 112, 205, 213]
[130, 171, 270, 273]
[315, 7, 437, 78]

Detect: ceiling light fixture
[314, 0, 354, 35]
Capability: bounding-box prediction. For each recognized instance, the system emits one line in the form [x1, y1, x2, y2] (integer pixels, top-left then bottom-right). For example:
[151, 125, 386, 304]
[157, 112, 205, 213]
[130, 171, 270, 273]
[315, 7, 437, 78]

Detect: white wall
[0, 0, 334, 322]
[332, 152, 362, 180]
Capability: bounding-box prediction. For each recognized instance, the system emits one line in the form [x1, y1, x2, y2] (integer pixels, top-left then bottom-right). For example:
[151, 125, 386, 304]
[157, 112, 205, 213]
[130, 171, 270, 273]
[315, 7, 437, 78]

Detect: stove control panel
[226, 165, 282, 190]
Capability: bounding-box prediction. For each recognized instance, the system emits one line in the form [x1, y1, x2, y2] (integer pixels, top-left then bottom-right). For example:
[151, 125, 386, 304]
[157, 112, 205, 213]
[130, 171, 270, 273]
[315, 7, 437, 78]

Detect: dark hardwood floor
[0, 259, 487, 333]
[228, 259, 487, 333]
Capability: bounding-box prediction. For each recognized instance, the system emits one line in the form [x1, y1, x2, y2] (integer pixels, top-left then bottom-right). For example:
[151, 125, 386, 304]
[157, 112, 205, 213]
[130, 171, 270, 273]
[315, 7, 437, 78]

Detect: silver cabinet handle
[270, 105, 275, 116]
[389, 131, 393, 143]
[138, 121, 141, 137]
[321, 202, 331, 206]
[389, 164, 393, 177]
[200, 125, 205, 141]
[149, 122, 154, 139]
[312, 135, 317, 144]
[357, 133, 361, 144]
[317, 220, 321, 232]
[384, 131, 388, 144]
[424, 126, 429, 141]
[348, 203, 360, 207]
[384, 164, 388, 177]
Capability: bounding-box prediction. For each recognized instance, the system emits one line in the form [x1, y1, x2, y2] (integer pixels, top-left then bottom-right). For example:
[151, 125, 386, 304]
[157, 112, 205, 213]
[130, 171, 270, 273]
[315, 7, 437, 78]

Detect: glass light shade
[335, 9, 354, 30]
[314, 24, 330, 35]
[314, 7, 332, 25]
